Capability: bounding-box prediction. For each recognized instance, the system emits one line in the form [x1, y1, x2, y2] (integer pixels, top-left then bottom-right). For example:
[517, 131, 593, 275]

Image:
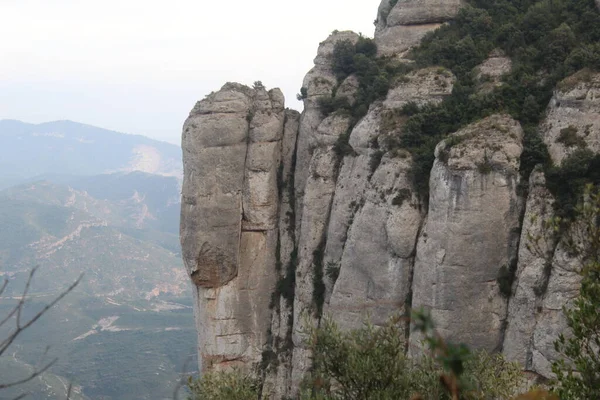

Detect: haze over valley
[0, 120, 193, 399]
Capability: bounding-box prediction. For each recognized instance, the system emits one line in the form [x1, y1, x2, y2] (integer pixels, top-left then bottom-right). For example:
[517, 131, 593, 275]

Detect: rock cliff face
[411, 114, 523, 352]
[180, 83, 293, 370]
[180, 0, 600, 396]
[375, 0, 463, 56]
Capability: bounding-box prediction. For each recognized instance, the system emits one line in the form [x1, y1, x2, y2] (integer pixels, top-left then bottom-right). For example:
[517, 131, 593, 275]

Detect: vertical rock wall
[411, 114, 523, 352]
[179, 0, 600, 394]
[181, 83, 289, 370]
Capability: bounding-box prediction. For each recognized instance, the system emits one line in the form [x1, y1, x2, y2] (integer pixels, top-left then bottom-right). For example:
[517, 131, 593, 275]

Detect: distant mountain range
[0, 120, 192, 399]
[0, 119, 182, 189]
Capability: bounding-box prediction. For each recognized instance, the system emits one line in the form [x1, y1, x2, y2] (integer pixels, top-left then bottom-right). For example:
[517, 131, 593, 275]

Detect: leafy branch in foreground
[0, 266, 81, 394]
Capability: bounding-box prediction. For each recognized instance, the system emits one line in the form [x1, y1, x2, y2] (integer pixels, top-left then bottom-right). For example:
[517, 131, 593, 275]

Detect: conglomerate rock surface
[179, 1, 600, 397]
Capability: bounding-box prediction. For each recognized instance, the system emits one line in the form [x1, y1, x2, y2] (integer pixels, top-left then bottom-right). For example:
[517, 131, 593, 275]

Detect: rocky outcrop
[180, 5, 600, 397]
[541, 69, 600, 165]
[375, 0, 463, 56]
[180, 83, 289, 370]
[474, 49, 512, 94]
[410, 114, 523, 352]
[501, 70, 600, 377]
[503, 169, 556, 368]
[502, 169, 583, 377]
[384, 67, 456, 108]
[324, 67, 455, 332]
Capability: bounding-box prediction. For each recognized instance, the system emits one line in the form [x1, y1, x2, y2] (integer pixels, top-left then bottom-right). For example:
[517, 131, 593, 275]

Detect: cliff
[180, 0, 600, 397]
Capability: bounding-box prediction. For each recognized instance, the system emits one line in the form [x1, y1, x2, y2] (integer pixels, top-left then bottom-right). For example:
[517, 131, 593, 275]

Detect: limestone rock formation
[375, 0, 463, 56]
[502, 70, 600, 377]
[541, 70, 600, 165]
[411, 114, 523, 352]
[180, 83, 290, 370]
[324, 67, 455, 332]
[474, 49, 512, 93]
[179, 2, 600, 396]
[384, 67, 456, 109]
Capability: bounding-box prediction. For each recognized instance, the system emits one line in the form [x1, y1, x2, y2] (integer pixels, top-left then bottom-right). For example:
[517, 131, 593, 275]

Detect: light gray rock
[411, 115, 523, 352]
[474, 49, 512, 93]
[335, 75, 360, 106]
[384, 67, 456, 109]
[529, 238, 582, 377]
[291, 147, 339, 390]
[295, 31, 360, 239]
[541, 70, 600, 165]
[321, 66, 454, 331]
[321, 154, 372, 281]
[375, 23, 442, 56]
[263, 110, 300, 400]
[181, 83, 291, 372]
[503, 169, 556, 368]
[375, 0, 463, 56]
[313, 114, 352, 148]
[348, 104, 383, 154]
[327, 155, 420, 330]
[196, 229, 279, 369]
[386, 0, 463, 26]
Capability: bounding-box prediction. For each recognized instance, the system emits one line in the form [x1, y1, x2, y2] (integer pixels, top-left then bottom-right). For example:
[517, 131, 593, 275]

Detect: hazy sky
[0, 0, 380, 144]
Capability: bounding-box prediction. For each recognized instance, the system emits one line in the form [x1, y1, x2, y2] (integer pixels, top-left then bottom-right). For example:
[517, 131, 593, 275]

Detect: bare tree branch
[0, 358, 56, 390]
[0, 273, 82, 357]
[0, 279, 8, 297]
[15, 267, 37, 330]
[0, 267, 82, 396]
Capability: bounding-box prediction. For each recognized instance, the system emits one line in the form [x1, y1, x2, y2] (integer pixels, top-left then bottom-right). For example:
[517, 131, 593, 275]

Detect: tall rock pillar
[180, 83, 292, 370]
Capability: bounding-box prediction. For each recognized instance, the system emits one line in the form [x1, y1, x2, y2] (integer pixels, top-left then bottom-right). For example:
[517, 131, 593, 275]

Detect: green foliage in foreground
[187, 370, 261, 400]
[303, 314, 525, 400]
[188, 313, 528, 400]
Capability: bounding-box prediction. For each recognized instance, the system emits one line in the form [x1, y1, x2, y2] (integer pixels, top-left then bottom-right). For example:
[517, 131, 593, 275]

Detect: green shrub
[332, 39, 357, 78]
[392, 188, 412, 207]
[545, 149, 600, 220]
[333, 128, 355, 159]
[476, 152, 493, 174]
[556, 125, 586, 148]
[497, 264, 515, 297]
[187, 370, 260, 400]
[400, 101, 421, 116]
[303, 314, 526, 400]
[312, 238, 326, 318]
[355, 36, 377, 58]
[275, 247, 298, 307]
[325, 262, 340, 284]
[368, 150, 384, 175]
[390, 0, 600, 202]
[297, 87, 308, 101]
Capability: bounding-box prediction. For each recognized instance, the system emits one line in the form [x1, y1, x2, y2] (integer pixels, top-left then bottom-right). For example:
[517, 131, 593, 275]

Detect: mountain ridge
[0, 119, 183, 189]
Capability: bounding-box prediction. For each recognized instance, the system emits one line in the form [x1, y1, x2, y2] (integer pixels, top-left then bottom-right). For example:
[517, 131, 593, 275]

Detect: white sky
[0, 0, 380, 144]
